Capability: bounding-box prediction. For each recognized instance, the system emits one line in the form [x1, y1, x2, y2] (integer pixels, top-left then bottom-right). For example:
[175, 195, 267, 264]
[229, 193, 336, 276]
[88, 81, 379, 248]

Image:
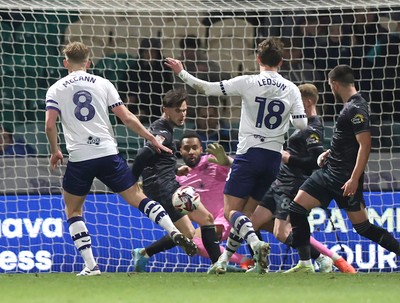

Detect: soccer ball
[172, 186, 201, 214]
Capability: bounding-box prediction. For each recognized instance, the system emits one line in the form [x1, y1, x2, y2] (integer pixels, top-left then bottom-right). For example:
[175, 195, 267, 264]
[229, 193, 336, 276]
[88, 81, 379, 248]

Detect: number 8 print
[73, 90, 96, 122]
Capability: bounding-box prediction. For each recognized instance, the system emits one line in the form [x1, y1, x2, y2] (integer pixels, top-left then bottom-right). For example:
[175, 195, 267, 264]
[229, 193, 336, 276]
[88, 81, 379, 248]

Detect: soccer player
[45, 42, 197, 276]
[286, 65, 400, 273]
[165, 37, 308, 274]
[131, 89, 222, 270]
[249, 83, 355, 273]
[133, 132, 254, 272]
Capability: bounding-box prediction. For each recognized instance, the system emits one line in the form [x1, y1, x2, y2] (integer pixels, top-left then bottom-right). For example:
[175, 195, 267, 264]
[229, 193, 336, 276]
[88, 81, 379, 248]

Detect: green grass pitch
[0, 272, 399, 303]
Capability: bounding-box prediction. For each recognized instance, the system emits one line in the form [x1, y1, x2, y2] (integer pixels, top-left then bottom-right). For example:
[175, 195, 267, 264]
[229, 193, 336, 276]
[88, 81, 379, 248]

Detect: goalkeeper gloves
[206, 143, 232, 166]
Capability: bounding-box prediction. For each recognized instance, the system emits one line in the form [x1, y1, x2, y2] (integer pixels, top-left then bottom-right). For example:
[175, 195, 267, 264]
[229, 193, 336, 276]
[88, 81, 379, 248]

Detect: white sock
[68, 218, 97, 270]
[139, 198, 178, 235]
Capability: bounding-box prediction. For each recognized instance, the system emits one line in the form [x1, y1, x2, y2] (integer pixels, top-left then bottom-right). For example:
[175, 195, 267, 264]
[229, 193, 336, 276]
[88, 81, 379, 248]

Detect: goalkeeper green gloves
[206, 143, 232, 166]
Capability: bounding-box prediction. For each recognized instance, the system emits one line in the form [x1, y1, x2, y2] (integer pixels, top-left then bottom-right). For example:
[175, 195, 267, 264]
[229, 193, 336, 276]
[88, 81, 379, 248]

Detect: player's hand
[164, 58, 184, 74]
[281, 150, 290, 164]
[149, 135, 172, 154]
[341, 178, 358, 197]
[206, 143, 231, 166]
[317, 149, 331, 167]
[176, 165, 190, 176]
[50, 150, 64, 170]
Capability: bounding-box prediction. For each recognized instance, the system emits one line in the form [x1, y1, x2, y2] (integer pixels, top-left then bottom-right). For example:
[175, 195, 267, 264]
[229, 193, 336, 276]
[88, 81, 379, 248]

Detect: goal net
[0, 0, 399, 273]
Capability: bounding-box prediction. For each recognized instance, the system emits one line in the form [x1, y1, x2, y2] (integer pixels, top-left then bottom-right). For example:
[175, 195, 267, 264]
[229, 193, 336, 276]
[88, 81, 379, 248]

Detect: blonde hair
[298, 83, 319, 104]
[63, 41, 90, 64]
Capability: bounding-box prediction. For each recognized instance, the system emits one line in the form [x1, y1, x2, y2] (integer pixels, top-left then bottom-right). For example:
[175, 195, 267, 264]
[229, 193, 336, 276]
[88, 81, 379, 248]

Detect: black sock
[289, 201, 311, 260]
[284, 232, 293, 246]
[354, 220, 400, 255]
[145, 235, 176, 257]
[201, 225, 221, 263]
[285, 231, 318, 260]
[310, 245, 320, 260]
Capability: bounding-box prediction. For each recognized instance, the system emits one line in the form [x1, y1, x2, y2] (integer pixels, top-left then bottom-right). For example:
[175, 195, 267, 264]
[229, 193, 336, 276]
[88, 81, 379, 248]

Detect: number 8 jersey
[178, 69, 307, 155]
[45, 70, 123, 162]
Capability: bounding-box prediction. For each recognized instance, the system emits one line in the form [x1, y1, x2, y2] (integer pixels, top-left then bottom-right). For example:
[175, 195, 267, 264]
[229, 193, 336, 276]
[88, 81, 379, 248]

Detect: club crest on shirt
[351, 114, 364, 124]
[306, 133, 320, 144]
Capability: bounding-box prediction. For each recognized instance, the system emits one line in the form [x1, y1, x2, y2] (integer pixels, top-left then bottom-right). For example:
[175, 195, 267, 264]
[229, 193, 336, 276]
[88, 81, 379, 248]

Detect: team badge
[351, 114, 364, 124]
[306, 133, 320, 144]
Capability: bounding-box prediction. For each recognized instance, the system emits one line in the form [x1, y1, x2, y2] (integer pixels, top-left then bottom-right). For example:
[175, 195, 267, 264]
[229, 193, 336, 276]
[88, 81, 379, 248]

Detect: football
[172, 186, 201, 214]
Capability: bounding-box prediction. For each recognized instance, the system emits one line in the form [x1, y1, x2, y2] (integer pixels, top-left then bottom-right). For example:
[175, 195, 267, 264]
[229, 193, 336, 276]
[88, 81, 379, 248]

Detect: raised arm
[164, 58, 224, 96]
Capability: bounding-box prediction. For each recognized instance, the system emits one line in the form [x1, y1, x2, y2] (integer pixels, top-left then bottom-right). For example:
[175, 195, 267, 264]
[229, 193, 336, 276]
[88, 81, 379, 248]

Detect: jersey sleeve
[289, 86, 307, 130]
[45, 85, 61, 113]
[287, 126, 324, 170]
[177, 70, 226, 96]
[305, 127, 324, 152]
[106, 80, 124, 108]
[348, 103, 370, 134]
[219, 75, 248, 96]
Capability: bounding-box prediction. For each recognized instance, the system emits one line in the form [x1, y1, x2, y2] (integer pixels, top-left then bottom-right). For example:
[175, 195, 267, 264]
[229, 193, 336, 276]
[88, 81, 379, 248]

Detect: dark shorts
[260, 183, 292, 220]
[224, 148, 281, 201]
[63, 154, 136, 196]
[299, 168, 365, 211]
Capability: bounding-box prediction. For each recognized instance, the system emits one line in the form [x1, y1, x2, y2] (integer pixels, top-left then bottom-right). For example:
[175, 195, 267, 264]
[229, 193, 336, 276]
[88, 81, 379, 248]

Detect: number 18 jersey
[45, 70, 123, 162]
[220, 71, 305, 154]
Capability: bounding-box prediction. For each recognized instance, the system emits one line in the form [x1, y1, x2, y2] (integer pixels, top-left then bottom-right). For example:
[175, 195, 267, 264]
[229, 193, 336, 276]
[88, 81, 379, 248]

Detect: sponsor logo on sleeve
[351, 114, 364, 124]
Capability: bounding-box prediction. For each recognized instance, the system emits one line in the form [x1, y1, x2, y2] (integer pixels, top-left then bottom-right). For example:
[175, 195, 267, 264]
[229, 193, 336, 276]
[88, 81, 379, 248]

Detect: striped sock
[68, 216, 96, 270]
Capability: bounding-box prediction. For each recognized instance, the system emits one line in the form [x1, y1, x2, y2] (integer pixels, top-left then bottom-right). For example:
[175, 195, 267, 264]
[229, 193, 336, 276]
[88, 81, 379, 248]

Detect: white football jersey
[178, 70, 306, 154]
[46, 70, 122, 162]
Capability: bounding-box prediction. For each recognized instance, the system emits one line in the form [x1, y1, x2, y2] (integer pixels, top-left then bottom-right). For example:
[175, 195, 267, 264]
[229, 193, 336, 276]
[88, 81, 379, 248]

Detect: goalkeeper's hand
[206, 143, 232, 166]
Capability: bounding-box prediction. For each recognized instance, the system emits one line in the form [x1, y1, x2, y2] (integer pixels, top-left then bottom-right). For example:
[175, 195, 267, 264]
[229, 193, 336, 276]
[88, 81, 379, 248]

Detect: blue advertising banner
[0, 192, 399, 273]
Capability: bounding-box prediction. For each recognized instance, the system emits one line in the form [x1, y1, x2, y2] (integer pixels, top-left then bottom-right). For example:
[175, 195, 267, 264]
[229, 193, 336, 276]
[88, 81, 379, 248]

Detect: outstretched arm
[112, 105, 171, 154]
[164, 58, 224, 96]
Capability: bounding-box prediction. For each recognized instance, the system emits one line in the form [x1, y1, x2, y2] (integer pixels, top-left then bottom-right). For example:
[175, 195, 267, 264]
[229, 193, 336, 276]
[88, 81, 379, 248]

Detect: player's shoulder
[350, 93, 368, 104]
[306, 116, 324, 137]
[150, 119, 173, 135]
[348, 93, 369, 111]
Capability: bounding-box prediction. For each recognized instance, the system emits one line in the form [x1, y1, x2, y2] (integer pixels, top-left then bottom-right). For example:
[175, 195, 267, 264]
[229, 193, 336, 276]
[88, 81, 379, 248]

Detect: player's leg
[99, 155, 197, 261]
[63, 160, 100, 276]
[189, 203, 221, 265]
[121, 184, 194, 243]
[64, 191, 101, 276]
[309, 236, 355, 273]
[285, 169, 333, 273]
[214, 219, 253, 269]
[227, 196, 271, 274]
[208, 226, 245, 274]
[246, 203, 276, 273]
[285, 190, 322, 273]
[132, 214, 197, 272]
[347, 204, 400, 256]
